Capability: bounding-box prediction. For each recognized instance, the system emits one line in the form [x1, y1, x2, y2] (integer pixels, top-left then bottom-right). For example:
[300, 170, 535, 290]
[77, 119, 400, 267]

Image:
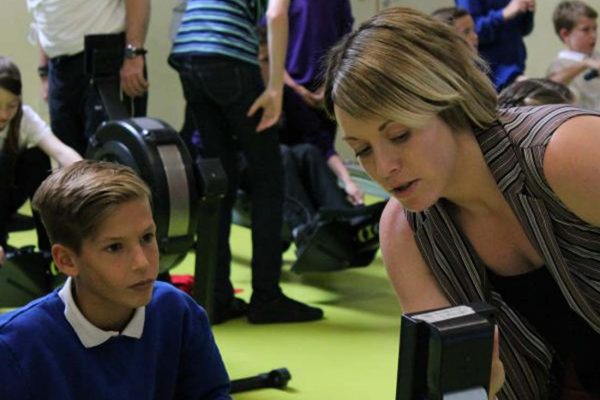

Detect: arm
[548, 58, 600, 85]
[380, 201, 504, 399]
[0, 338, 29, 399]
[544, 115, 600, 226]
[456, 0, 529, 45]
[326, 154, 364, 205]
[379, 200, 449, 312]
[247, 0, 290, 132]
[36, 133, 82, 167]
[121, 0, 150, 98]
[38, 46, 49, 102]
[177, 305, 231, 399]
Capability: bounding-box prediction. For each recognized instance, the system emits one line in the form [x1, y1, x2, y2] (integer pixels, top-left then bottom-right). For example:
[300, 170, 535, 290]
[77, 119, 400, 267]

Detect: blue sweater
[0, 282, 231, 400]
[456, 0, 534, 91]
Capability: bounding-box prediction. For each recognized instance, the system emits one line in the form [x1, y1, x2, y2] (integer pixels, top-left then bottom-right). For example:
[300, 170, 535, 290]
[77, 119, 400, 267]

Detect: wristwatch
[124, 44, 147, 59]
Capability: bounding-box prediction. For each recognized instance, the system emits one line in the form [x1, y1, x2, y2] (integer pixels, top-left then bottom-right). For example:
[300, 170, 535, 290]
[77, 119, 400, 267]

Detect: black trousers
[174, 55, 284, 304]
[0, 148, 51, 251]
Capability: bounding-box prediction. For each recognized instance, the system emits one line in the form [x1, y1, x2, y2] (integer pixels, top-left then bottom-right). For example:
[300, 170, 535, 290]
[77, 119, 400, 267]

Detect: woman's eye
[355, 146, 372, 158]
[391, 132, 410, 143]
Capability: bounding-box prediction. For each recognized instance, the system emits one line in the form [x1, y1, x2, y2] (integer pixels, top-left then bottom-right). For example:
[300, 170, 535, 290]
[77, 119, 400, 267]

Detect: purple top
[286, 0, 353, 90]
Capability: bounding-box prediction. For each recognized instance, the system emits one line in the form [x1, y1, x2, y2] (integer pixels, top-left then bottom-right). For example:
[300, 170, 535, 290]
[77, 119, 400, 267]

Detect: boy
[0, 160, 231, 399]
[431, 7, 479, 51]
[548, 0, 600, 110]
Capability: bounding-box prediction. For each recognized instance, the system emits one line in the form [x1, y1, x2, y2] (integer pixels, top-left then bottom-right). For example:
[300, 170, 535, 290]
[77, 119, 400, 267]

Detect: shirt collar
[58, 277, 146, 348]
[558, 49, 587, 62]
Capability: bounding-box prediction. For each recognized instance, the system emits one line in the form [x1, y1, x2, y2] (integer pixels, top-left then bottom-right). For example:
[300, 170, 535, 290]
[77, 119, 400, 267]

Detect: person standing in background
[282, 0, 363, 206]
[169, 0, 323, 324]
[27, 0, 150, 155]
[456, 0, 535, 91]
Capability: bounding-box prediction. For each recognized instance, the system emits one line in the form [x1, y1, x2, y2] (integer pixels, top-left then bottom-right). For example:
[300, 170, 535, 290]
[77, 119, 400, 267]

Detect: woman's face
[335, 106, 461, 212]
[0, 87, 20, 130]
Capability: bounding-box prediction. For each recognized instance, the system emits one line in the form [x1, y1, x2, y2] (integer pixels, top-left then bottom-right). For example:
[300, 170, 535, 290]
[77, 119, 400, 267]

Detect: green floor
[5, 220, 402, 400]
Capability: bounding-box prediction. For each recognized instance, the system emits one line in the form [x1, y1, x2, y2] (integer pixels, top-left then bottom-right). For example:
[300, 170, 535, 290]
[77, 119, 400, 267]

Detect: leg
[280, 145, 316, 230]
[48, 54, 90, 156]
[13, 148, 52, 251]
[291, 144, 352, 211]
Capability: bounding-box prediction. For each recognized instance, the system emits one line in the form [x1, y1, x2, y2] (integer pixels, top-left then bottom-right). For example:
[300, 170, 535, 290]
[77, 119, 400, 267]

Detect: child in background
[547, 1, 600, 110]
[498, 77, 575, 108]
[0, 56, 81, 266]
[431, 7, 479, 51]
[0, 160, 231, 399]
[456, 0, 536, 91]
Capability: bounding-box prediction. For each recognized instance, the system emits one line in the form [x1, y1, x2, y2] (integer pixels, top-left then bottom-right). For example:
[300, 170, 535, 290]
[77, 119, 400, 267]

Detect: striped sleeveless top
[171, 0, 263, 66]
[406, 105, 600, 400]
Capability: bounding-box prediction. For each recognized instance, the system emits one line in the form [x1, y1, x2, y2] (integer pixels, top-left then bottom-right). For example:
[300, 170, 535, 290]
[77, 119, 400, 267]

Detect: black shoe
[248, 295, 324, 324]
[212, 297, 249, 325]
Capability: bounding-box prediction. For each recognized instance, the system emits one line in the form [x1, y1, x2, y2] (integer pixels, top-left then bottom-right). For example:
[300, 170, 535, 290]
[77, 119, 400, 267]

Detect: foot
[212, 297, 249, 325]
[248, 294, 324, 324]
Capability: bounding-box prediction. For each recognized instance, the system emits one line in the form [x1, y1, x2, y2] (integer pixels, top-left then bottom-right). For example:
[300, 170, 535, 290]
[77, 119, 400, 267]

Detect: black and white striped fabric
[407, 105, 600, 400]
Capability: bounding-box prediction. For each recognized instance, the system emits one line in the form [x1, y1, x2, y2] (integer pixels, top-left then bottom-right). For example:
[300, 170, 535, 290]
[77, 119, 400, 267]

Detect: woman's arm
[36, 134, 82, 167]
[379, 200, 449, 312]
[380, 200, 504, 399]
[544, 115, 600, 226]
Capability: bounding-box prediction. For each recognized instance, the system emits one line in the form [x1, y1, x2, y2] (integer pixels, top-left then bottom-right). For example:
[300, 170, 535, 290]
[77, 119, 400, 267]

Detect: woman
[323, 7, 599, 400]
[0, 56, 81, 265]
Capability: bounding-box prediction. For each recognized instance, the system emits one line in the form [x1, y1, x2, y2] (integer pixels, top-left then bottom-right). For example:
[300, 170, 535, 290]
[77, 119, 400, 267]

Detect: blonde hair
[324, 7, 497, 131]
[32, 160, 151, 253]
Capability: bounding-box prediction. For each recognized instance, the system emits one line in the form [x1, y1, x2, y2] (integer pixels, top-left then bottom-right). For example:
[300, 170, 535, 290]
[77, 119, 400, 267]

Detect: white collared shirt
[557, 49, 588, 62]
[58, 277, 145, 348]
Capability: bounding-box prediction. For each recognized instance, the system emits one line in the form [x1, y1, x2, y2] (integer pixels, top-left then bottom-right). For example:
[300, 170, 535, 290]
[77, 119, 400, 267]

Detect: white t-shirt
[0, 105, 52, 151]
[27, 0, 126, 58]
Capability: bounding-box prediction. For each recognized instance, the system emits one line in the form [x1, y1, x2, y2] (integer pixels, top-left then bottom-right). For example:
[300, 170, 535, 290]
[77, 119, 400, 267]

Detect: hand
[120, 56, 149, 98]
[294, 84, 322, 108]
[502, 0, 530, 20]
[247, 87, 283, 132]
[41, 76, 49, 103]
[489, 326, 505, 400]
[0, 245, 5, 266]
[344, 181, 365, 206]
[585, 58, 600, 71]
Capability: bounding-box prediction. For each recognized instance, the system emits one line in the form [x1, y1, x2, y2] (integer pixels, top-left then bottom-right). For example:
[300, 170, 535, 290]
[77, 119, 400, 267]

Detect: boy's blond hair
[32, 160, 151, 253]
[323, 7, 497, 132]
[553, 1, 598, 39]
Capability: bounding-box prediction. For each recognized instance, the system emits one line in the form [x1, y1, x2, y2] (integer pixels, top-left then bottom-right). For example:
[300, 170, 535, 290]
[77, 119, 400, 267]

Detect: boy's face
[61, 197, 159, 327]
[453, 15, 479, 51]
[562, 16, 597, 55]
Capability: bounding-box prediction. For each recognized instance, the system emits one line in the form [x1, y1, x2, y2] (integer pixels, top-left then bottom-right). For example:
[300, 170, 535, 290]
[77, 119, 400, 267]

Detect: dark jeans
[280, 144, 351, 228]
[173, 55, 284, 304]
[0, 148, 51, 251]
[48, 51, 147, 155]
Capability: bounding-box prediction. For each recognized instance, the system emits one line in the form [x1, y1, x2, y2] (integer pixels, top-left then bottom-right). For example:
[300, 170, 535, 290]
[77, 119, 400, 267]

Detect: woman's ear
[51, 244, 79, 277]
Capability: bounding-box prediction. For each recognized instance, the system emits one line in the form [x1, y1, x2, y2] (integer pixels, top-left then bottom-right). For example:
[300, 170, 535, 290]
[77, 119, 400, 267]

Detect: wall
[0, 0, 567, 142]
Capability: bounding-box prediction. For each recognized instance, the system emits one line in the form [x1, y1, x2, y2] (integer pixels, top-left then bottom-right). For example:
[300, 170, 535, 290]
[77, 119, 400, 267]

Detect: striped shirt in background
[171, 0, 264, 66]
[407, 105, 600, 400]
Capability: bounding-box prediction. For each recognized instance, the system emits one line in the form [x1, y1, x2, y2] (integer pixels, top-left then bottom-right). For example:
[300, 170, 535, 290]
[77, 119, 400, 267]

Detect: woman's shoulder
[544, 114, 600, 226]
[498, 104, 600, 147]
